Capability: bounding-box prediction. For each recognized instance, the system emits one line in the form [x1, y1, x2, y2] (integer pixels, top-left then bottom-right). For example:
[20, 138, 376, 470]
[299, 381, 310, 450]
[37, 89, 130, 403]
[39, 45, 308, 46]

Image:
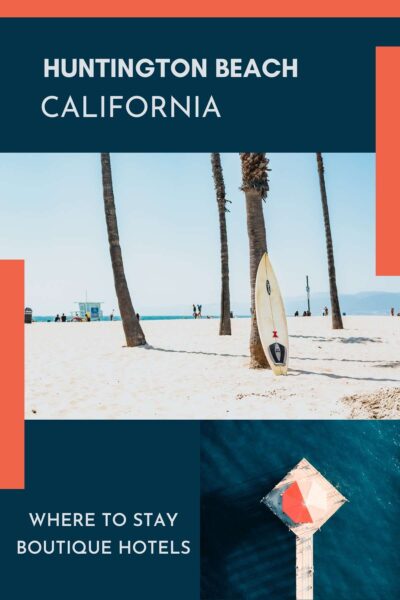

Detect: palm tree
[100, 153, 146, 346]
[316, 153, 343, 329]
[211, 153, 231, 335]
[240, 153, 270, 368]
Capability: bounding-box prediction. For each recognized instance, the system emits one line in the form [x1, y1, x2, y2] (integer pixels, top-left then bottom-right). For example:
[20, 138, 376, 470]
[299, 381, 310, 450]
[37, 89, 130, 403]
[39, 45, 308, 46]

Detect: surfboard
[255, 252, 289, 375]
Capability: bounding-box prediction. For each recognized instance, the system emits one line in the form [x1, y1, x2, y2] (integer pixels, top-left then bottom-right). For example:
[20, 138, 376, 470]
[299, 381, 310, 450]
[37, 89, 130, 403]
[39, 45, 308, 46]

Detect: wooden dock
[296, 535, 313, 600]
[262, 458, 348, 600]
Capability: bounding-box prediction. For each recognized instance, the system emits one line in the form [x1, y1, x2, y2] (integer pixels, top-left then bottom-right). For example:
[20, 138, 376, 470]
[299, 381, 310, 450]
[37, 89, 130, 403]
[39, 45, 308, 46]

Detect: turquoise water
[201, 421, 400, 599]
[31, 312, 393, 322]
[33, 315, 224, 322]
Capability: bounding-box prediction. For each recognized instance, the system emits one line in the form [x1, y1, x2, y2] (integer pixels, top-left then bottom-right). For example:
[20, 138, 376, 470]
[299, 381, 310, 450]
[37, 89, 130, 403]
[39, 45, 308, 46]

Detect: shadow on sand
[145, 345, 249, 359]
[289, 368, 400, 383]
[291, 356, 400, 367]
[290, 335, 382, 344]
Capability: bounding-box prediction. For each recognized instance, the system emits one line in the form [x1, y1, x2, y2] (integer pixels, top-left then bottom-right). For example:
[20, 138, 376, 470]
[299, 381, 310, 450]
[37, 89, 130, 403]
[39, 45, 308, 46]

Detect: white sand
[343, 387, 400, 419]
[26, 316, 400, 420]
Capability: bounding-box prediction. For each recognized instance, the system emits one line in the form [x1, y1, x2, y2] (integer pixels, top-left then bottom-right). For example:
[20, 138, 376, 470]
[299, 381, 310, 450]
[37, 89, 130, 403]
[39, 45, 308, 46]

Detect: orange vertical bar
[376, 47, 400, 276]
[0, 260, 24, 489]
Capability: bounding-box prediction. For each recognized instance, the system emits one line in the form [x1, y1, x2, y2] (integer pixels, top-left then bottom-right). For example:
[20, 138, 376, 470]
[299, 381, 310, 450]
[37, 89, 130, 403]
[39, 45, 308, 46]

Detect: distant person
[61, 313, 67, 323]
[85, 312, 91, 322]
[110, 310, 114, 321]
[230, 311, 234, 318]
[294, 310, 299, 317]
[324, 306, 329, 316]
[390, 307, 395, 316]
[136, 313, 140, 321]
[197, 304, 202, 317]
[55, 314, 60, 322]
[192, 304, 196, 316]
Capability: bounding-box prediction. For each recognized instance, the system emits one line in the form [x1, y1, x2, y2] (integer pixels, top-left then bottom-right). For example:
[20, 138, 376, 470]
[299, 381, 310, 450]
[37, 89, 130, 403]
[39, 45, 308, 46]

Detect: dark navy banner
[0, 18, 400, 151]
[0, 421, 200, 599]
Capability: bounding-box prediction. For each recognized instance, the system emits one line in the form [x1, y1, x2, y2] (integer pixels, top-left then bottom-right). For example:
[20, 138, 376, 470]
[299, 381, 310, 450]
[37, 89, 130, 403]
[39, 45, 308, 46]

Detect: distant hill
[284, 291, 400, 316]
[139, 291, 400, 317]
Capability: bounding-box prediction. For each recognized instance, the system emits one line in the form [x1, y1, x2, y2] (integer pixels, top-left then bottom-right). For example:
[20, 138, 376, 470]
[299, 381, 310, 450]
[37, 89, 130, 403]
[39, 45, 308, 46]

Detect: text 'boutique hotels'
[262, 459, 347, 600]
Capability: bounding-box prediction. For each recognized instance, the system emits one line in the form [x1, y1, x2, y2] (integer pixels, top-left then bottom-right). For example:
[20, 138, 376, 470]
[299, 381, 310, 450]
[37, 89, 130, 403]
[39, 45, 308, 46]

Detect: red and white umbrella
[282, 480, 328, 524]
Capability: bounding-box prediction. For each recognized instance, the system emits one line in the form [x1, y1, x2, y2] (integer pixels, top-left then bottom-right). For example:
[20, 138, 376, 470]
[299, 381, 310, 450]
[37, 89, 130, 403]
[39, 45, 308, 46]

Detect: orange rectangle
[376, 47, 400, 276]
[1, 1, 400, 17]
[0, 260, 24, 489]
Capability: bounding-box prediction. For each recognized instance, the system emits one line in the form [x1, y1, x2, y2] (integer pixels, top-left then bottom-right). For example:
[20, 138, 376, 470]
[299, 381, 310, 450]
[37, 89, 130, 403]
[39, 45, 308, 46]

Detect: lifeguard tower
[75, 301, 103, 321]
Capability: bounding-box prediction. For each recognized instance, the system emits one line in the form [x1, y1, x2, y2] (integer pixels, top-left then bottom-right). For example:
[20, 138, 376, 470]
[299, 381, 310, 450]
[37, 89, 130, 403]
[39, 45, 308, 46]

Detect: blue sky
[0, 152, 398, 315]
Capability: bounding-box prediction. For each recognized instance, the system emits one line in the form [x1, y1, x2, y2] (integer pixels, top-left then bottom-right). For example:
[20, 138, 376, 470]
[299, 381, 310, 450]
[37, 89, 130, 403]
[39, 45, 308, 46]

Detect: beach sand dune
[343, 387, 400, 419]
[26, 316, 400, 420]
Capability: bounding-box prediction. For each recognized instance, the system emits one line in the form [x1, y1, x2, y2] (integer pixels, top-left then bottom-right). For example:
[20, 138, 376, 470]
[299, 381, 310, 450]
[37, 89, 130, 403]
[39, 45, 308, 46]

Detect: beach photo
[201, 420, 400, 600]
[1, 152, 399, 419]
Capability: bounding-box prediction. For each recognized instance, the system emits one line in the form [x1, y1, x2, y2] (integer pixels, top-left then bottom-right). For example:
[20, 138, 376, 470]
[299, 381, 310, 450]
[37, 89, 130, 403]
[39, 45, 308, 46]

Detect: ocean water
[33, 315, 224, 322]
[31, 311, 393, 323]
[201, 421, 400, 600]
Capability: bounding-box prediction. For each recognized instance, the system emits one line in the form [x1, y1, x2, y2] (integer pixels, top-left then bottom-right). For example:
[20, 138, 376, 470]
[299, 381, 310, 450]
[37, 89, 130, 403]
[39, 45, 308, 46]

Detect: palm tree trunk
[211, 153, 231, 335]
[245, 188, 269, 367]
[101, 153, 146, 346]
[241, 152, 270, 368]
[316, 153, 343, 330]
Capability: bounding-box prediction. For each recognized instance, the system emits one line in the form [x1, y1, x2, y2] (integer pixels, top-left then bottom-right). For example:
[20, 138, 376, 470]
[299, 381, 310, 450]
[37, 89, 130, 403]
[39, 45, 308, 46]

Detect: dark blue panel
[0, 18, 400, 151]
[0, 421, 200, 599]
